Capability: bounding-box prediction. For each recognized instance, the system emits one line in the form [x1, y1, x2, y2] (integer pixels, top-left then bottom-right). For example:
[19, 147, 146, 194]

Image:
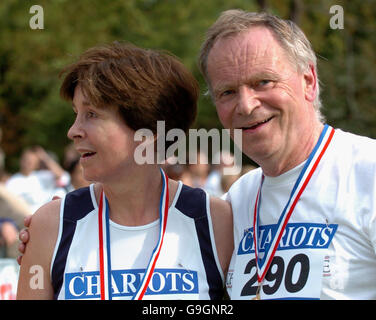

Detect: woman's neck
[94, 165, 177, 226]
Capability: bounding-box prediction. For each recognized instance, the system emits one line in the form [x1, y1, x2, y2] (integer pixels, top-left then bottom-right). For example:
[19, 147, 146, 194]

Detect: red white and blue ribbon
[98, 168, 169, 300]
[133, 168, 169, 300]
[98, 190, 112, 300]
[253, 124, 335, 284]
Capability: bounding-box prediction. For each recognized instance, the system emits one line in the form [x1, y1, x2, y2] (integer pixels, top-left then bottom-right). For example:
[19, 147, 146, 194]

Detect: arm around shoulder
[209, 196, 234, 276]
[16, 199, 61, 300]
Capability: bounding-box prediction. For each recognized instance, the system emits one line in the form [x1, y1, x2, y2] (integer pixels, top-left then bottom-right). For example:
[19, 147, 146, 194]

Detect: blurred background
[0, 0, 375, 173]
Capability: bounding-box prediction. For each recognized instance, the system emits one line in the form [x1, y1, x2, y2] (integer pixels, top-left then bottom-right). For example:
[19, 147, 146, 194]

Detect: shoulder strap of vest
[51, 186, 94, 299]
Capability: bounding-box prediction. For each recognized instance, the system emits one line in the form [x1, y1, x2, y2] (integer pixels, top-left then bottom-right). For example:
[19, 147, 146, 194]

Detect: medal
[98, 167, 169, 300]
[252, 283, 262, 300]
[252, 124, 335, 299]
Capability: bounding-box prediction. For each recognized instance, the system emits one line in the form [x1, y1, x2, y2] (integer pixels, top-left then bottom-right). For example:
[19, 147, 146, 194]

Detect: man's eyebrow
[212, 71, 279, 92]
[248, 71, 280, 81]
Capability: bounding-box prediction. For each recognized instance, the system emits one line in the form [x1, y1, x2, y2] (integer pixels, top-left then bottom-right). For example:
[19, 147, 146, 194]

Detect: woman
[16, 42, 233, 300]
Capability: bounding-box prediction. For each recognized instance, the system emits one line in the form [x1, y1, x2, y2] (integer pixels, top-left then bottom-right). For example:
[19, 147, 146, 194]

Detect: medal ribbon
[98, 167, 169, 300]
[253, 124, 335, 284]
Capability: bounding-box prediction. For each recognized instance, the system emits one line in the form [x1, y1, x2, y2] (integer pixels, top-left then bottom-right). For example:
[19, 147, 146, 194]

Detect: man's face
[206, 26, 318, 173]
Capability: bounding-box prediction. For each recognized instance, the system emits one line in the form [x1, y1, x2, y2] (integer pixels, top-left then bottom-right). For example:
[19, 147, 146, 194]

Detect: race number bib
[228, 222, 338, 300]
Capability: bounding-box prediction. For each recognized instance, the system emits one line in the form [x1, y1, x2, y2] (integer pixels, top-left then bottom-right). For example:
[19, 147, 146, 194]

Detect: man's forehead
[207, 27, 286, 87]
[209, 27, 282, 65]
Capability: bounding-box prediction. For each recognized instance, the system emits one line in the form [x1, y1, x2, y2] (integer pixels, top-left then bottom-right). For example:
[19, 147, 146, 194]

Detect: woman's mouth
[82, 152, 96, 158]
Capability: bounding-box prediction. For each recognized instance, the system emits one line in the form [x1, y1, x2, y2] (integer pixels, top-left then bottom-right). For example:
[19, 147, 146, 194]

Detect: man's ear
[303, 63, 317, 103]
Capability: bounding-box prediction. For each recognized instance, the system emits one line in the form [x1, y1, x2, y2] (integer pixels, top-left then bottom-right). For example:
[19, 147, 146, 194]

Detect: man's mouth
[242, 116, 274, 130]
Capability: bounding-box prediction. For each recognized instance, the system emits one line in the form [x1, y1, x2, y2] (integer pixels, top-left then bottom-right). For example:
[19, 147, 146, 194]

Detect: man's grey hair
[198, 9, 324, 122]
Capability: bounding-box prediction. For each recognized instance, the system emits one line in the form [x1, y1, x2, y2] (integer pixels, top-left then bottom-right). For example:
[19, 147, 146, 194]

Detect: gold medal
[252, 292, 261, 300]
[252, 283, 261, 300]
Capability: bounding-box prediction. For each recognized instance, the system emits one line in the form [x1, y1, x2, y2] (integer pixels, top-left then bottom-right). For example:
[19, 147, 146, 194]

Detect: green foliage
[0, 0, 375, 171]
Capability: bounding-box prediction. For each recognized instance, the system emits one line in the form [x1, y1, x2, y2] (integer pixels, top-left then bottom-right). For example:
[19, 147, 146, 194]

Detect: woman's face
[67, 86, 140, 183]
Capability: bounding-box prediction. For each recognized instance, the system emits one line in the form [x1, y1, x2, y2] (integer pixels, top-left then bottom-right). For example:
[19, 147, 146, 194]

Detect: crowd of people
[161, 151, 256, 197]
[0, 142, 90, 258]
[0, 138, 254, 259]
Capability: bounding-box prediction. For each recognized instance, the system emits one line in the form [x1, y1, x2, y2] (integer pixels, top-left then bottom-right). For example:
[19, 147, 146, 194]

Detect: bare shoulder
[26, 199, 61, 266]
[17, 199, 61, 299]
[29, 199, 61, 241]
[210, 196, 233, 222]
[209, 196, 234, 276]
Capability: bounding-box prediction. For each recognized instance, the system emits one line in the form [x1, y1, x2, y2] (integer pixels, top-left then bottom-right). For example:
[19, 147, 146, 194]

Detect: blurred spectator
[5, 146, 70, 213]
[0, 218, 18, 258]
[219, 163, 258, 194]
[0, 130, 10, 184]
[180, 164, 194, 187]
[160, 156, 185, 181]
[63, 143, 80, 170]
[65, 157, 90, 192]
[240, 164, 258, 176]
[0, 185, 31, 228]
[204, 150, 235, 197]
[220, 172, 241, 194]
[0, 136, 32, 258]
[188, 151, 210, 189]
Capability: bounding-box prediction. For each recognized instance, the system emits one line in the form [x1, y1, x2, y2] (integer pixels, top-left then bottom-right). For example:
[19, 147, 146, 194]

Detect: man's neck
[261, 122, 325, 177]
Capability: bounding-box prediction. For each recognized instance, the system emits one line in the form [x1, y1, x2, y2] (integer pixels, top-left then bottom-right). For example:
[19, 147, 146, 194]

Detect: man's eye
[257, 80, 272, 87]
[220, 89, 235, 97]
[87, 111, 97, 118]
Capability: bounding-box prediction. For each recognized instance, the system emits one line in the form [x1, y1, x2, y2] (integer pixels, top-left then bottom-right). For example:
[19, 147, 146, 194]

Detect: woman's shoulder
[209, 195, 233, 227]
[17, 199, 61, 299]
[30, 199, 61, 240]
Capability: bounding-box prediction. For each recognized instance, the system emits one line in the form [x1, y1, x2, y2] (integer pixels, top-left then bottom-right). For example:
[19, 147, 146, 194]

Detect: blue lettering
[237, 223, 338, 255]
[64, 268, 198, 300]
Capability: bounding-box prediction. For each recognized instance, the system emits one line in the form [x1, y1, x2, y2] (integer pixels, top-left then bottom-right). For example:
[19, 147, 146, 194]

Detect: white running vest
[51, 182, 224, 300]
[225, 128, 376, 300]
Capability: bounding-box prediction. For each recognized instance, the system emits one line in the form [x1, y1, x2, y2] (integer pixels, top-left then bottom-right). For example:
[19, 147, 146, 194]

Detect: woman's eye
[87, 111, 97, 118]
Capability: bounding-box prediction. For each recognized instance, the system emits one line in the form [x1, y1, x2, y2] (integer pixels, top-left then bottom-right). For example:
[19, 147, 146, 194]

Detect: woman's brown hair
[60, 42, 199, 135]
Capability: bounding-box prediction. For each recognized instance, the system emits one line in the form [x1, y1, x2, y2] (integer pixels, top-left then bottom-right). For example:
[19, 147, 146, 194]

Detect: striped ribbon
[98, 168, 169, 300]
[253, 124, 335, 284]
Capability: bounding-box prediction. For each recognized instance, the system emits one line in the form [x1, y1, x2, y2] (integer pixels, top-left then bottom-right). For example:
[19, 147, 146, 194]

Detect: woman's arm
[210, 196, 234, 277]
[16, 199, 61, 299]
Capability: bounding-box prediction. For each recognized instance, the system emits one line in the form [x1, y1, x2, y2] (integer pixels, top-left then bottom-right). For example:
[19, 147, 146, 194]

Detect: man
[198, 9, 376, 299]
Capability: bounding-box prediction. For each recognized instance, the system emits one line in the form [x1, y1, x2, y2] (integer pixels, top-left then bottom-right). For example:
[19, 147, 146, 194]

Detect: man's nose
[236, 86, 261, 116]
